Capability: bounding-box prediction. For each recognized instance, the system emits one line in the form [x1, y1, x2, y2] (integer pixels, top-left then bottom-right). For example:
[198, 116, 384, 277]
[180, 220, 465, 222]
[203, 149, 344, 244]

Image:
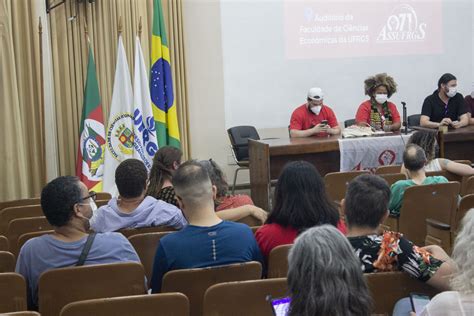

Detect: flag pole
[39, 17, 47, 186]
[118, 16, 123, 35]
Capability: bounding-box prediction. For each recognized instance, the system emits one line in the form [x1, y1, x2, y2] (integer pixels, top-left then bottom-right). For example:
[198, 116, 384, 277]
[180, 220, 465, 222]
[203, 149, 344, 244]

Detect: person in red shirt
[255, 161, 347, 260]
[289, 87, 341, 137]
[355, 73, 401, 132]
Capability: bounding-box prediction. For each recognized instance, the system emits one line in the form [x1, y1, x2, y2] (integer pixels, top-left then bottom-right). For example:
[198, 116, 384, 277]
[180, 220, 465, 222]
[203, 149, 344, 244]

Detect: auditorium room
[1, 0, 473, 315]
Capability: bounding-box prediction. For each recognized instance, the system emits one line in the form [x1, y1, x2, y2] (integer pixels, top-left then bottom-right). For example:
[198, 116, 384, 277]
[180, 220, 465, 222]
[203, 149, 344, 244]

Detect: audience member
[150, 161, 263, 293]
[255, 161, 346, 259]
[287, 225, 372, 316]
[355, 73, 401, 131]
[420, 73, 469, 129]
[344, 174, 454, 291]
[198, 159, 254, 211]
[289, 87, 341, 137]
[90, 159, 187, 232]
[147, 146, 182, 207]
[407, 130, 474, 176]
[389, 144, 448, 216]
[16, 176, 141, 308]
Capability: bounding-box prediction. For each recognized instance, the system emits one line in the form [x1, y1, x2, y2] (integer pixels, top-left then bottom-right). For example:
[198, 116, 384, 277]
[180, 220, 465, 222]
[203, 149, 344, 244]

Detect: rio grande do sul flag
[76, 44, 106, 192]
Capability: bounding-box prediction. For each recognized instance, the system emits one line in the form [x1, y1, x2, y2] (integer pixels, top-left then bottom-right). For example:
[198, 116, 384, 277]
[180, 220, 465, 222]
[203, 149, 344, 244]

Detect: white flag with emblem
[102, 35, 134, 195]
[133, 36, 158, 170]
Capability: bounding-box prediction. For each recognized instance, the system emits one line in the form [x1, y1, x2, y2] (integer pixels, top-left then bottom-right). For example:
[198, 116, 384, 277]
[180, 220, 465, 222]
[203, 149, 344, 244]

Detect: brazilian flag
[150, 0, 181, 148]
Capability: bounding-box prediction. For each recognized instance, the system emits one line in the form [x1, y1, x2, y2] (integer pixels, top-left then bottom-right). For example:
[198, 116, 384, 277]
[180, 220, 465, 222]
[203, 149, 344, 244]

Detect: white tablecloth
[338, 134, 411, 172]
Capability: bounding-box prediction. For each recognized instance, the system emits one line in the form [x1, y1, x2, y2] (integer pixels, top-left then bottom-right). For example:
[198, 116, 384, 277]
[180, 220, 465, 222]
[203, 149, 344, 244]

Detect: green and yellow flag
[150, 0, 181, 148]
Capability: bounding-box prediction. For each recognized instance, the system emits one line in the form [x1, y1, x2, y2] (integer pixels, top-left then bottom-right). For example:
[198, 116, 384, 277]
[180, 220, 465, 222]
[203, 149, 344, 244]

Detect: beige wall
[182, 0, 288, 186]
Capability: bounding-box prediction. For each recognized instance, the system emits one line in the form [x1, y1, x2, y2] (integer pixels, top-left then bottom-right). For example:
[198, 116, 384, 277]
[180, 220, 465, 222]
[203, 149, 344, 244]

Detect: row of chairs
[0, 261, 439, 316]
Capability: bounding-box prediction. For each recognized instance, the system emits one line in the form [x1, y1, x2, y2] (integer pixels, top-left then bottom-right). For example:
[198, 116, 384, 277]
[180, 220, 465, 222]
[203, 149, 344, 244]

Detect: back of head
[115, 159, 147, 198]
[345, 174, 390, 229]
[438, 73, 456, 89]
[147, 146, 183, 197]
[403, 144, 427, 172]
[172, 160, 213, 209]
[41, 176, 82, 227]
[198, 159, 229, 198]
[268, 161, 338, 230]
[408, 130, 437, 161]
[451, 208, 474, 293]
[288, 225, 372, 316]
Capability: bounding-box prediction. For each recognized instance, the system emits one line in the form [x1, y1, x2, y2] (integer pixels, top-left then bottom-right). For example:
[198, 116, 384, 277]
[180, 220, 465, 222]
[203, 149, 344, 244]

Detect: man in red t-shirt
[289, 87, 341, 137]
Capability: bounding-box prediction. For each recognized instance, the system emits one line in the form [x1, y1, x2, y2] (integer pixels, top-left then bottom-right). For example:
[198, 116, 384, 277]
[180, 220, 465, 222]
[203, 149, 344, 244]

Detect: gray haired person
[287, 225, 372, 316]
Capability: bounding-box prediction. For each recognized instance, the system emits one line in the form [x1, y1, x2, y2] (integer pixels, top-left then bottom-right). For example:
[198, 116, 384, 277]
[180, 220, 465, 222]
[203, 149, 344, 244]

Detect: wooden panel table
[439, 125, 474, 161]
[249, 126, 474, 210]
[249, 136, 340, 210]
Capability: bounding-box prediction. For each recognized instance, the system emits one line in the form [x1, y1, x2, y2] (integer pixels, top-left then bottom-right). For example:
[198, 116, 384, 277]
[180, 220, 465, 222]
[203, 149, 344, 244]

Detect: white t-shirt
[420, 291, 474, 316]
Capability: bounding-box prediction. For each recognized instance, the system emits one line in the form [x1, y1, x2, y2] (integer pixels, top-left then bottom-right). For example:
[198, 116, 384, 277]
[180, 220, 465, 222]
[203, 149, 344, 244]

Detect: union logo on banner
[80, 119, 105, 181]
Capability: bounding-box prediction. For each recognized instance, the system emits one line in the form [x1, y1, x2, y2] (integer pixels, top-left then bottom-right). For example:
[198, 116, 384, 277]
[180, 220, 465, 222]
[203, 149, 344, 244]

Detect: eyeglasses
[79, 191, 97, 203]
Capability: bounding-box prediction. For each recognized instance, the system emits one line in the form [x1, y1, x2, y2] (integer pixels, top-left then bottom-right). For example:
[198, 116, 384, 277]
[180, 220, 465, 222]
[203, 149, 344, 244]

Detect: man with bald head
[150, 161, 263, 293]
[388, 144, 448, 216]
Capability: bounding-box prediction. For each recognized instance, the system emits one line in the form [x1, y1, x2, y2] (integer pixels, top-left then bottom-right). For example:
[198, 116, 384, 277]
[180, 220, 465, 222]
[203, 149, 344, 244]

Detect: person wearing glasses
[15, 176, 141, 309]
[90, 159, 187, 233]
[420, 73, 469, 129]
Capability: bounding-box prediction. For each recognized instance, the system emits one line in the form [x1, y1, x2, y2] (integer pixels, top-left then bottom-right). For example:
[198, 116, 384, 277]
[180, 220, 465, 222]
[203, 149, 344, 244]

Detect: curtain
[49, 0, 190, 176]
[0, 0, 45, 201]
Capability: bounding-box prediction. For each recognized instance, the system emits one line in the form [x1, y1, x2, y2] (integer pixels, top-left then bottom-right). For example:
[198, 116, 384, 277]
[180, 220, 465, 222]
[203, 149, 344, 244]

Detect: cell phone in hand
[321, 120, 328, 126]
[410, 292, 430, 315]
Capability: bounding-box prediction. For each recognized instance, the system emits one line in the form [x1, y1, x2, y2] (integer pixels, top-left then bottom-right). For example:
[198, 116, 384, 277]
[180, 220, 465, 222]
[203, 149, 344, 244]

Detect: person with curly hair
[406, 130, 474, 176]
[355, 73, 401, 131]
[420, 73, 469, 129]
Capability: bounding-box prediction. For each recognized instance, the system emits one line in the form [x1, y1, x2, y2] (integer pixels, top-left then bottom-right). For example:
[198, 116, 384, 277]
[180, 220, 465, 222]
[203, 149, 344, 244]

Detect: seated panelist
[420, 73, 469, 129]
[355, 73, 401, 132]
[289, 87, 341, 138]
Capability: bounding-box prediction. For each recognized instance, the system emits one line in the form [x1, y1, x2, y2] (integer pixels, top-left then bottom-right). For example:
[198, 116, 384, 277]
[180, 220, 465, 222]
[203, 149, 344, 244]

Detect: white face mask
[375, 94, 388, 104]
[311, 105, 322, 115]
[446, 86, 457, 98]
[89, 200, 97, 212]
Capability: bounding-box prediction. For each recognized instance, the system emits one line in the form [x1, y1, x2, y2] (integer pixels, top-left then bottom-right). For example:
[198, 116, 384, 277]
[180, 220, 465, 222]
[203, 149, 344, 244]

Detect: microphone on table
[401, 101, 408, 135]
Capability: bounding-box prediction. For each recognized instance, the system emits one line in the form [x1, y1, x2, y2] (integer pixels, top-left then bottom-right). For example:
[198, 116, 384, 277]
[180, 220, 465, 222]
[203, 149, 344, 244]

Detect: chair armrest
[425, 218, 451, 230]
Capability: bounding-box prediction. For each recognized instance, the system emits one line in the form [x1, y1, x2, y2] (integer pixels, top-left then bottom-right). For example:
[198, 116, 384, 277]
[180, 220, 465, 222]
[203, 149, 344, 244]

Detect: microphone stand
[402, 101, 408, 135]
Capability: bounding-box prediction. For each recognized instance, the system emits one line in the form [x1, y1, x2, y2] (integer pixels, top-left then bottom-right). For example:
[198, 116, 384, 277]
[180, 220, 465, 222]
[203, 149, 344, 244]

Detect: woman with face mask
[420, 73, 469, 129]
[355, 73, 401, 132]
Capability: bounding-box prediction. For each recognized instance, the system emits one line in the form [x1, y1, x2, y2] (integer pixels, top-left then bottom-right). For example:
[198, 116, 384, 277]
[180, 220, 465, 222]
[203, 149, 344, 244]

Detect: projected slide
[285, 0, 443, 59]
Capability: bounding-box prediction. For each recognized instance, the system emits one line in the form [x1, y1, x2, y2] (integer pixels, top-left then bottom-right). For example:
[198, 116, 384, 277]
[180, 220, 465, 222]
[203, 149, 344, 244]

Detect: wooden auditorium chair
[377, 173, 407, 187]
[0, 235, 9, 251]
[161, 261, 262, 316]
[374, 165, 402, 175]
[6, 217, 53, 256]
[60, 293, 189, 316]
[267, 244, 291, 279]
[38, 262, 147, 316]
[128, 231, 173, 286]
[365, 272, 439, 315]
[0, 251, 16, 273]
[0, 198, 40, 213]
[203, 278, 287, 316]
[324, 170, 370, 202]
[0, 273, 28, 313]
[0, 205, 44, 235]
